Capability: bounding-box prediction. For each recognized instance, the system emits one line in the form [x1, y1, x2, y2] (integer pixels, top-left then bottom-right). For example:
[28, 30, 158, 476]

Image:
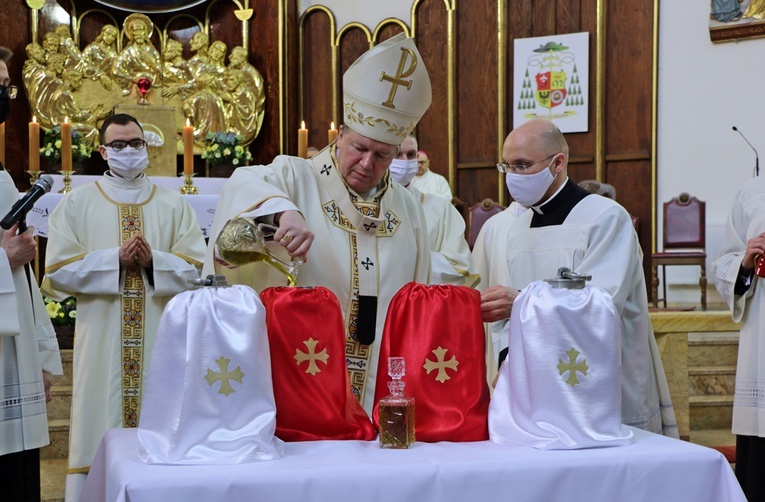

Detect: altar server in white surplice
[712, 174, 765, 500]
[0, 46, 63, 502]
[480, 118, 678, 437]
[472, 201, 528, 384]
[42, 114, 206, 502]
[389, 134, 477, 287]
[206, 34, 432, 414]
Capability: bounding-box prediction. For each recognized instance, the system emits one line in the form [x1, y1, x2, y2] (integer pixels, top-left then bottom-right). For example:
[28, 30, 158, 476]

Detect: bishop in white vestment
[41, 114, 205, 501]
[206, 34, 433, 414]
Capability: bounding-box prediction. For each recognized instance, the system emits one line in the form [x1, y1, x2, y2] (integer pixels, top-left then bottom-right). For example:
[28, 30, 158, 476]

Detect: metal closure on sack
[190, 274, 229, 288]
[544, 267, 592, 289]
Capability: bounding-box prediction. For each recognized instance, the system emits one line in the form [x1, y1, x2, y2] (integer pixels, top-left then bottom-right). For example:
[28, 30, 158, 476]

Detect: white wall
[658, 1, 765, 303]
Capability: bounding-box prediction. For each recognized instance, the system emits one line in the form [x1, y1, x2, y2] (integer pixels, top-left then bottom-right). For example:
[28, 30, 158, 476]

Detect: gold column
[595, 0, 607, 182]
[447, 2, 456, 192]
[496, 0, 506, 205]
[651, 0, 659, 254]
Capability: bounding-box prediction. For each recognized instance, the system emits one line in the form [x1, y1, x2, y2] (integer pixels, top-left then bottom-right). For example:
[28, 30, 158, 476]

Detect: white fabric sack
[489, 280, 634, 450]
[138, 284, 283, 464]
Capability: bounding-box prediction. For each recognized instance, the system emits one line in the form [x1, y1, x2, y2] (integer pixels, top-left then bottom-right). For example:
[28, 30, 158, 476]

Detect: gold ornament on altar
[23, 15, 266, 164]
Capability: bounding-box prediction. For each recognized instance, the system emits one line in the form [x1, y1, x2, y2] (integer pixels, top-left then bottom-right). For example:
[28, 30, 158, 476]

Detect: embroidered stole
[119, 205, 145, 428]
[311, 148, 386, 405]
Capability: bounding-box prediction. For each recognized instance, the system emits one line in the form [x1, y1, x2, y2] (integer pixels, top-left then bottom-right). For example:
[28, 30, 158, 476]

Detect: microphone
[1, 175, 54, 230]
[732, 126, 760, 177]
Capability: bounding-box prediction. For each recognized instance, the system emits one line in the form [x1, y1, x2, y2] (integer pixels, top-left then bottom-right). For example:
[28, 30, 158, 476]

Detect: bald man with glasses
[478, 118, 678, 438]
[42, 113, 206, 502]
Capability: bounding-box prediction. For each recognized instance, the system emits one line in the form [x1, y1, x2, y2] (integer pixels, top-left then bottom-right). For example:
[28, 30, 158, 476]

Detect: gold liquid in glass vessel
[215, 219, 302, 286]
[379, 356, 415, 449]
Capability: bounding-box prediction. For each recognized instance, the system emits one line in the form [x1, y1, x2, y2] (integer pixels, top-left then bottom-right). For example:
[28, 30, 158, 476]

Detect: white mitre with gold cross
[488, 279, 634, 450]
[137, 281, 283, 464]
[342, 32, 432, 145]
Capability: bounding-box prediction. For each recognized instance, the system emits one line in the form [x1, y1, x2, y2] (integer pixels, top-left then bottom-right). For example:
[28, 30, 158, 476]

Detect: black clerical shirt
[530, 178, 592, 228]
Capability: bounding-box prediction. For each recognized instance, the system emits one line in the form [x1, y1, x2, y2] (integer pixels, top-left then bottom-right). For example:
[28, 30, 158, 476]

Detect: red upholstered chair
[651, 193, 707, 310]
[467, 198, 505, 250]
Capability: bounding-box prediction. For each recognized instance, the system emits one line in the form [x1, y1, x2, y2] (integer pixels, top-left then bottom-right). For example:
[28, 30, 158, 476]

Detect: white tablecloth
[80, 427, 745, 502]
[23, 179, 219, 239]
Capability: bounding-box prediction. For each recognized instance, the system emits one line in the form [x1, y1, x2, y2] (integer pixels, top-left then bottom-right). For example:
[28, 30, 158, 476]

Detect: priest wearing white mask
[390, 133, 477, 287]
[480, 118, 678, 437]
[42, 113, 206, 502]
[207, 34, 432, 414]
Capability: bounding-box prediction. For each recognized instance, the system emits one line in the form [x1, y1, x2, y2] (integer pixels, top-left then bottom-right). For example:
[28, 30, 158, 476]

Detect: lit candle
[61, 117, 72, 172]
[183, 118, 194, 175]
[29, 117, 40, 172]
[0, 123, 5, 166]
[328, 121, 338, 145]
[298, 121, 308, 159]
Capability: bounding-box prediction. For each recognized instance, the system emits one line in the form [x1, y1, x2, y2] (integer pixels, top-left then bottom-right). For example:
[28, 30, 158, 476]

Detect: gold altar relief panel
[23, 13, 265, 164]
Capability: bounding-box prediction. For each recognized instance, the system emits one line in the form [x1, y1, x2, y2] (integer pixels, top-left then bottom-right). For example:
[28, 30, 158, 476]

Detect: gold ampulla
[215, 218, 302, 286]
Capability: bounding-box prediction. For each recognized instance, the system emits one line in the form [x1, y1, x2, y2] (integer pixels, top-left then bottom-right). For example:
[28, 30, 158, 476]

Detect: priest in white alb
[205, 33, 432, 414]
[42, 113, 206, 502]
[479, 118, 678, 437]
[390, 134, 477, 287]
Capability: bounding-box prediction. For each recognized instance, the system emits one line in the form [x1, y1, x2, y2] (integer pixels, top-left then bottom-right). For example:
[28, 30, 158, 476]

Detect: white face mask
[106, 146, 149, 180]
[504, 158, 556, 207]
[389, 158, 419, 186]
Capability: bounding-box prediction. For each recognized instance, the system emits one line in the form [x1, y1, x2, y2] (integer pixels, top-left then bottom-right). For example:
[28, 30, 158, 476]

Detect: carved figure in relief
[112, 15, 161, 95]
[81, 24, 118, 90]
[221, 69, 258, 143]
[54, 25, 83, 71]
[161, 38, 190, 85]
[183, 71, 228, 142]
[227, 46, 265, 137]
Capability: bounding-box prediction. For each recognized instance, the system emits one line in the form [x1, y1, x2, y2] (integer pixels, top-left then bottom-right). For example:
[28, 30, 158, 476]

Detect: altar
[25, 174, 223, 239]
[80, 427, 744, 502]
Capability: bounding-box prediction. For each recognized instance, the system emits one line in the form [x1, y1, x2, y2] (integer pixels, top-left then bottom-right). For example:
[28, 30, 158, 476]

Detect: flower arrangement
[201, 132, 252, 167]
[40, 125, 93, 164]
[44, 296, 77, 327]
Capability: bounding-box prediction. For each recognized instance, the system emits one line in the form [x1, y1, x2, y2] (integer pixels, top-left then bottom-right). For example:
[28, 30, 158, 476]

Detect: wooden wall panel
[302, 11, 333, 151]
[413, 0, 449, 183]
[251, 0, 291, 164]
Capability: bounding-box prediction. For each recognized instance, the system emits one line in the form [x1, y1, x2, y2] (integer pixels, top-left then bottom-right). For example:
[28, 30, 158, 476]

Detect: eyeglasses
[103, 139, 146, 151]
[0, 85, 18, 100]
[497, 153, 557, 174]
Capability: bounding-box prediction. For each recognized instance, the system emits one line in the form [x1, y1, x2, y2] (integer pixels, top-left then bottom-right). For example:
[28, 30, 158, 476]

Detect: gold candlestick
[59, 170, 73, 194]
[26, 170, 42, 184]
[179, 172, 198, 195]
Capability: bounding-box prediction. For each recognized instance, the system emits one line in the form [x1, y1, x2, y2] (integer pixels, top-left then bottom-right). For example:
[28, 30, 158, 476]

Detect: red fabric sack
[373, 282, 490, 442]
[260, 286, 375, 441]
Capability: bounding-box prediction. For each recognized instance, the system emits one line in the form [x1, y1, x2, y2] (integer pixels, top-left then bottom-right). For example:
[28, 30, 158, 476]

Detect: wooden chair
[651, 193, 706, 309]
[467, 198, 505, 250]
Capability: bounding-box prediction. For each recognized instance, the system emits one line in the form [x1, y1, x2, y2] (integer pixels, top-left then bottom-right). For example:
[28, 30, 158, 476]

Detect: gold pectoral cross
[379, 47, 418, 109]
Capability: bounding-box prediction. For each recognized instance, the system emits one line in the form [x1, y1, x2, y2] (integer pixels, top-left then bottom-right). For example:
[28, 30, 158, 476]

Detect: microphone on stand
[0, 174, 54, 231]
[732, 126, 759, 177]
